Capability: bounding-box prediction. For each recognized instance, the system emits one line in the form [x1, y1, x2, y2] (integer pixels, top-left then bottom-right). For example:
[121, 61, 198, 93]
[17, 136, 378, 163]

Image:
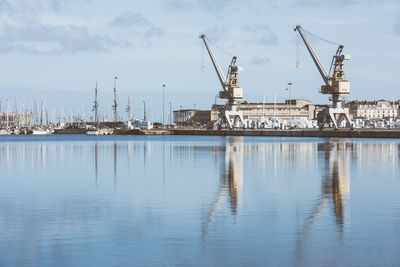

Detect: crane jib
[295, 25, 330, 85]
[200, 35, 228, 92]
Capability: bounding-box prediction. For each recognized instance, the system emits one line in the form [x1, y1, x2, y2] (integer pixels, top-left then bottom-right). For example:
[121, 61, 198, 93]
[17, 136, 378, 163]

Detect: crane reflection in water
[296, 140, 351, 262]
[202, 137, 243, 238]
[320, 141, 351, 228]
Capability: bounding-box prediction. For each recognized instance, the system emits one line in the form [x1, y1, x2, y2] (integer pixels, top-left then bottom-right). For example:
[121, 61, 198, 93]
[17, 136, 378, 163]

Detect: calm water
[0, 135, 399, 266]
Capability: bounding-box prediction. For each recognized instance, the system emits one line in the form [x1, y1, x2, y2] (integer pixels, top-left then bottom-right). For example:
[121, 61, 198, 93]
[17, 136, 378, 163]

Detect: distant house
[347, 100, 399, 120]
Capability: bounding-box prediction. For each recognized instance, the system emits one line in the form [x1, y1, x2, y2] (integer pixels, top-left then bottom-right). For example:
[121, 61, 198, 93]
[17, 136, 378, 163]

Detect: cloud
[0, 2, 162, 54]
[244, 25, 279, 45]
[0, 0, 13, 15]
[0, 22, 112, 54]
[165, 0, 194, 10]
[110, 13, 151, 28]
[110, 13, 163, 39]
[196, 0, 242, 11]
[165, 0, 245, 12]
[110, 13, 163, 45]
[293, 0, 395, 6]
[250, 57, 271, 65]
[200, 25, 229, 42]
[294, 0, 355, 5]
[395, 16, 400, 37]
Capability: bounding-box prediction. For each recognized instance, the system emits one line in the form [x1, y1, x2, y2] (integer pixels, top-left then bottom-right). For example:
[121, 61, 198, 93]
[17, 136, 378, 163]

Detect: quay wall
[54, 129, 86, 134]
[170, 129, 400, 138]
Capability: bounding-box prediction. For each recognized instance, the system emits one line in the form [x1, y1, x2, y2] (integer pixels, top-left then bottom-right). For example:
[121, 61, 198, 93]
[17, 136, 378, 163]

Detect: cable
[303, 28, 341, 46]
[296, 34, 300, 69]
[207, 37, 235, 57]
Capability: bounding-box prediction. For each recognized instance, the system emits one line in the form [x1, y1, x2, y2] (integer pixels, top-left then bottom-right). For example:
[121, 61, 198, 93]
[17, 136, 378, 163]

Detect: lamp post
[162, 84, 166, 126]
[169, 102, 172, 125]
[286, 82, 292, 128]
[143, 100, 146, 121]
[178, 105, 183, 128]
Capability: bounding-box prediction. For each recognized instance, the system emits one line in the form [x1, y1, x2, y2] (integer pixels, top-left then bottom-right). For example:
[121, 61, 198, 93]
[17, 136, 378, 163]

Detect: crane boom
[200, 34, 227, 92]
[294, 25, 330, 86]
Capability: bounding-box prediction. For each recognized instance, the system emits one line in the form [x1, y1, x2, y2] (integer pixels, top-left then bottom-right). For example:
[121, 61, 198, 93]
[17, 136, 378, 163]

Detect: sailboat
[0, 129, 11, 135]
[0, 99, 11, 135]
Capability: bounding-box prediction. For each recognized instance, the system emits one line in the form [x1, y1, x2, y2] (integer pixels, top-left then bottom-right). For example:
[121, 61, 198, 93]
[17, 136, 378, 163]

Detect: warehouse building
[173, 99, 316, 127]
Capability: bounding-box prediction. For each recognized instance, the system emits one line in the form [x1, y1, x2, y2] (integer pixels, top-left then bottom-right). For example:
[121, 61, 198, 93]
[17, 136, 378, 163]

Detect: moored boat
[31, 128, 52, 135]
[86, 130, 100, 136]
[0, 129, 11, 135]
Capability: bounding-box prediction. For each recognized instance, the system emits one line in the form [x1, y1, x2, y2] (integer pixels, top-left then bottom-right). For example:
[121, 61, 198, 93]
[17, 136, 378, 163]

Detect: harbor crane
[200, 34, 245, 129]
[294, 25, 352, 129]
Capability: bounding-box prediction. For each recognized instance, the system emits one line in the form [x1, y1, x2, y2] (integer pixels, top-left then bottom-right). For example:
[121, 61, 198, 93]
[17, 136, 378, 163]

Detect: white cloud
[244, 25, 279, 46]
[250, 57, 271, 65]
[200, 25, 229, 42]
[395, 16, 400, 37]
[0, 1, 162, 54]
[110, 12, 163, 45]
[294, 0, 355, 5]
[165, 0, 246, 12]
[110, 13, 151, 28]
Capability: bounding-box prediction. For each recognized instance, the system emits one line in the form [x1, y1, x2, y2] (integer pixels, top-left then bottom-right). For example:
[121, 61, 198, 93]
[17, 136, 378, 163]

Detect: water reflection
[0, 137, 400, 266]
[295, 140, 352, 265]
[94, 142, 98, 186]
[202, 137, 243, 237]
[223, 137, 243, 215]
[319, 141, 351, 229]
[114, 141, 117, 190]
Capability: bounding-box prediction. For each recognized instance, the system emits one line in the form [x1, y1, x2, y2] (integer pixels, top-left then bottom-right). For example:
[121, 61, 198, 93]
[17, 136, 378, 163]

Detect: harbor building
[235, 99, 316, 121]
[173, 109, 218, 127]
[0, 112, 34, 128]
[173, 99, 316, 127]
[210, 99, 316, 122]
[347, 100, 399, 120]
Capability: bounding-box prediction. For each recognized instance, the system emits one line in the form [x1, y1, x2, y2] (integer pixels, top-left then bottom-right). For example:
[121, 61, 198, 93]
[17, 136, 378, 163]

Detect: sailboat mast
[126, 96, 131, 121]
[93, 82, 99, 126]
[6, 99, 9, 129]
[112, 77, 118, 122]
[143, 100, 147, 121]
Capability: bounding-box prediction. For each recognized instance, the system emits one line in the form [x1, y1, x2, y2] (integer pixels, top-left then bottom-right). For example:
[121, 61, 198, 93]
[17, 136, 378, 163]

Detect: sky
[0, 0, 399, 121]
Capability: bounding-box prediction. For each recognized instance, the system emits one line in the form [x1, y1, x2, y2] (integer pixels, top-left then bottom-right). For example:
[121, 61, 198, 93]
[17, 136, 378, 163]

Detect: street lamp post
[162, 84, 166, 126]
[179, 105, 183, 128]
[143, 100, 147, 121]
[286, 82, 292, 128]
[169, 102, 172, 125]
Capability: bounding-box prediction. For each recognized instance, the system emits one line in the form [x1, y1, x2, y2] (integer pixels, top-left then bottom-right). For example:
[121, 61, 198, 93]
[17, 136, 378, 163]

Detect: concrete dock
[114, 129, 172, 135]
[54, 128, 400, 138]
[170, 129, 400, 138]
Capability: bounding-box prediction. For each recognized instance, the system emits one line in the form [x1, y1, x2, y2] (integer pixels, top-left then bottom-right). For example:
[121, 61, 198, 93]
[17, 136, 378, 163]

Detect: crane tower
[200, 34, 245, 129]
[294, 25, 352, 129]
